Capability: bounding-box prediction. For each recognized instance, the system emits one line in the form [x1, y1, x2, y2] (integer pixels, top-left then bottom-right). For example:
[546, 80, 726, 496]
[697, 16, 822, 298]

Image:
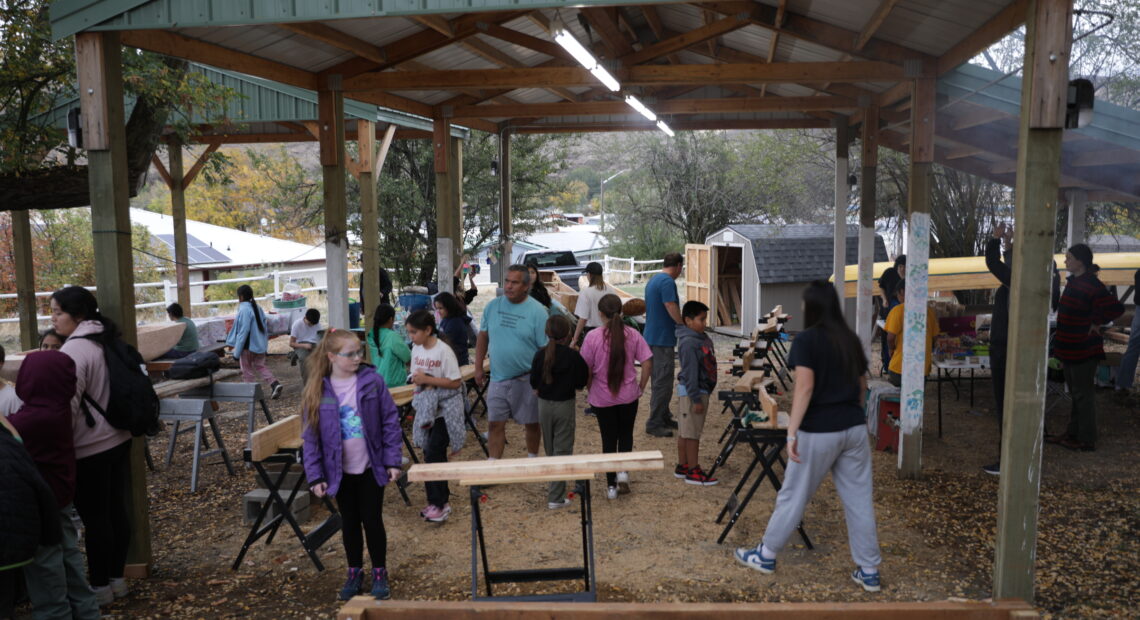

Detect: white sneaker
[91, 585, 114, 606]
[110, 577, 128, 598]
[606, 486, 618, 500]
[547, 498, 573, 510]
[616, 471, 630, 495]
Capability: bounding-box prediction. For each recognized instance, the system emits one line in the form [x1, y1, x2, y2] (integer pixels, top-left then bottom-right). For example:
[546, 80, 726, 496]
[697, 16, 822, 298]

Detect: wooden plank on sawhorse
[337, 599, 1041, 619]
[153, 368, 240, 398]
[179, 381, 274, 447]
[407, 452, 663, 603]
[234, 415, 341, 573]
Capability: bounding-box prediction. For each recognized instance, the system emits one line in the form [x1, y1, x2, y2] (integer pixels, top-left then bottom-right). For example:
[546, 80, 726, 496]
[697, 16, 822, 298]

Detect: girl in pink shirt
[579, 294, 653, 499]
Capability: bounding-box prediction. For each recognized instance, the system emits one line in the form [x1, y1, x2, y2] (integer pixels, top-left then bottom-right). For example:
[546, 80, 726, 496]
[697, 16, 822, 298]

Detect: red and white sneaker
[684, 466, 719, 486]
[423, 503, 452, 522]
[674, 464, 691, 479]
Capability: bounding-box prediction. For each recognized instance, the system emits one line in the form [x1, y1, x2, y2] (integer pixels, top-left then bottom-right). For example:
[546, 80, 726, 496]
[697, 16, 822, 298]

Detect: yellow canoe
[838, 253, 1140, 298]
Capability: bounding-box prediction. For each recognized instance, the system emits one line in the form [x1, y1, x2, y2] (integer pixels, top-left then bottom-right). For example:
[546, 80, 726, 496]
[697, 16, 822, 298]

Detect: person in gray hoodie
[674, 301, 718, 486]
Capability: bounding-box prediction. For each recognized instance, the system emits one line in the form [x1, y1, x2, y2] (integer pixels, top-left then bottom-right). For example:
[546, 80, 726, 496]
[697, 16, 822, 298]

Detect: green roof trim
[51, 0, 689, 40]
[33, 62, 469, 139]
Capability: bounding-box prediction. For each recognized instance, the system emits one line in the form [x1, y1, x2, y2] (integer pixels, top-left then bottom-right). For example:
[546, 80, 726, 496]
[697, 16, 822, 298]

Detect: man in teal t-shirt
[163, 303, 199, 359]
[475, 265, 549, 459]
[643, 253, 685, 436]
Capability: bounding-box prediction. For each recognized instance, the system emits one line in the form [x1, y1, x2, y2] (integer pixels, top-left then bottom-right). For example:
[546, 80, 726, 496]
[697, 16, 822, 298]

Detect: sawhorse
[233, 416, 341, 572]
[715, 427, 811, 548]
[179, 381, 274, 447]
[468, 480, 597, 601]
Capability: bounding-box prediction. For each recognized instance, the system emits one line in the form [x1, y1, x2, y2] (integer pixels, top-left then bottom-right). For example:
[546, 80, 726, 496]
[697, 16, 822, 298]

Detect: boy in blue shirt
[674, 300, 718, 486]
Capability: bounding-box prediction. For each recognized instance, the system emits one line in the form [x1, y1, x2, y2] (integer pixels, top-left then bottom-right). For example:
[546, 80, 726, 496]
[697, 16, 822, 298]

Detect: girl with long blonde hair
[301, 329, 403, 601]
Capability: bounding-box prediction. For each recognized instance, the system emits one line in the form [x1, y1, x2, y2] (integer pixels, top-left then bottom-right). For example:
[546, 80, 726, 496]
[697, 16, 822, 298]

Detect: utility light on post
[551, 20, 620, 92]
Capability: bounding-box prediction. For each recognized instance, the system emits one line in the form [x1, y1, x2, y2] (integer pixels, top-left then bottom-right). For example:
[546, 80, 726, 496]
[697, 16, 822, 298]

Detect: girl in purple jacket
[301, 329, 403, 601]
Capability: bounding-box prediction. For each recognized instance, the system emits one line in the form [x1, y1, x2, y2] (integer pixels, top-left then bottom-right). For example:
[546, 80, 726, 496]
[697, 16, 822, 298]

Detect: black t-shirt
[786, 326, 866, 433]
[529, 344, 589, 402]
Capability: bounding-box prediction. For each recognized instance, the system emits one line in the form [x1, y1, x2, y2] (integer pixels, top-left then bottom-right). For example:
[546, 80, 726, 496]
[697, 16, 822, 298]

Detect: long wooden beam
[344, 62, 906, 91]
[580, 7, 635, 57]
[700, 1, 935, 68]
[513, 118, 832, 134]
[938, 0, 1030, 75]
[278, 22, 386, 65]
[450, 95, 858, 119]
[760, 0, 788, 96]
[461, 36, 578, 102]
[120, 30, 317, 90]
[623, 13, 750, 66]
[854, 0, 903, 51]
[476, 22, 571, 61]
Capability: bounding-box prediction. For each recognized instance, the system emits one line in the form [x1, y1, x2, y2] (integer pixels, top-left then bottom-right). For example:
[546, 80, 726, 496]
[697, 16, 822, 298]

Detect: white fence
[602, 255, 664, 284]
[0, 266, 362, 325]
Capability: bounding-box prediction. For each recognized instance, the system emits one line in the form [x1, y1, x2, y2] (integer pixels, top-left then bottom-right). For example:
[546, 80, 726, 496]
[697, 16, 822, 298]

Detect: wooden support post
[833, 118, 850, 303]
[450, 136, 464, 280]
[167, 139, 192, 315]
[319, 79, 349, 329]
[357, 120, 378, 325]
[994, 0, 1072, 603]
[499, 129, 513, 287]
[1065, 188, 1086, 247]
[76, 30, 150, 572]
[434, 117, 455, 294]
[12, 210, 38, 350]
[856, 106, 880, 360]
[898, 77, 935, 480]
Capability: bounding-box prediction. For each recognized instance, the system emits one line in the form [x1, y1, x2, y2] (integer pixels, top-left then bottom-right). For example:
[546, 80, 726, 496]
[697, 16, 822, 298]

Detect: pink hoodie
[60, 320, 131, 459]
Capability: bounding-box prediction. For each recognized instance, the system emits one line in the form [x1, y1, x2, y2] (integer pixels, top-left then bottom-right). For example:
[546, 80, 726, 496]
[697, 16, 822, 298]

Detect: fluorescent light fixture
[656, 120, 675, 137]
[551, 19, 620, 92]
[590, 66, 621, 92]
[624, 95, 657, 121]
[553, 27, 601, 71]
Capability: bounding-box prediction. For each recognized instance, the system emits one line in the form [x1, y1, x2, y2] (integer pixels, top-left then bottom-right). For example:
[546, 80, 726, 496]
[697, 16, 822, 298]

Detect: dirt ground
[23, 330, 1138, 619]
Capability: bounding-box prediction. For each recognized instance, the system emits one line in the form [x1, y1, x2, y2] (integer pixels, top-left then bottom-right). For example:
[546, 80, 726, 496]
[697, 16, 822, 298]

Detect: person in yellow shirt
[884, 280, 940, 387]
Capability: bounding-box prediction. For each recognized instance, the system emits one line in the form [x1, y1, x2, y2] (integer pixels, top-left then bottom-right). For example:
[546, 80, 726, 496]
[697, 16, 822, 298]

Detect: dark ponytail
[51, 286, 120, 346]
[371, 303, 396, 353]
[598, 294, 626, 394]
[236, 284, 265, 333]
[801, 280, 867, 383]
[541, 315, 572, 385]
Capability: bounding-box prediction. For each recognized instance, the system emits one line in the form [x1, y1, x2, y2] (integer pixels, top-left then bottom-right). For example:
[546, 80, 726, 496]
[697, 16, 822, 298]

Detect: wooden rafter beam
[513, 117, 832, 134]
[854, 0, 903, 51]
[461, 36, 578, 102]
[640, 5, 682, 65]
[120, 30, 317, 90]
[938, 0, 1030, 75]
[761, 0, 788, 96]
[344, 61, 906, 91]
[412, 15, 453, 37]
[278, 22, 385, 65]
[476, 22, 572, 61]
[946, 145, 985, 159]
[1072, 149, 1140, 167]
[580, 7, 635, 57]
[699, 1, 935, 69]
[450, 95, 858, 119]
[622, 13, 750, 66]
[950, 104, 1010, 131]
[320, 11, 524, 79]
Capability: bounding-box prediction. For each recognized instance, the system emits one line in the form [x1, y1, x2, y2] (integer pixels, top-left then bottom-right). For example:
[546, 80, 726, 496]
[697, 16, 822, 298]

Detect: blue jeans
[1117, 310, 1140, 391]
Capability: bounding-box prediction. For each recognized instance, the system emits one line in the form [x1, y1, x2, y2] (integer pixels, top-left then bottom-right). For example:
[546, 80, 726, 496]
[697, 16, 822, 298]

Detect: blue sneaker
[371, 567, 391, 600]
[852, 568, 881, 592]
[338, 567, 364, 600]
[733, 547, 775, 574]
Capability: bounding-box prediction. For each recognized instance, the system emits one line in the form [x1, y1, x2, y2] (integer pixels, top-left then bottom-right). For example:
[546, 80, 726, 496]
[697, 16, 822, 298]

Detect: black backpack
[168, 351, 220, 380]
[80, 335, 161, 437]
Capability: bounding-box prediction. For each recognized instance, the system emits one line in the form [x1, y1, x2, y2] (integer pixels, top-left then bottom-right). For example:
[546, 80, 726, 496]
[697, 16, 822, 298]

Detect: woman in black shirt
[734, 280, 882, 592]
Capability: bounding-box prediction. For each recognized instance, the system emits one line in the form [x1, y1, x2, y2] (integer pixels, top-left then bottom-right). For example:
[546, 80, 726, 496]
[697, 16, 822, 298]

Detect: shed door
[685, 244, 713, 319]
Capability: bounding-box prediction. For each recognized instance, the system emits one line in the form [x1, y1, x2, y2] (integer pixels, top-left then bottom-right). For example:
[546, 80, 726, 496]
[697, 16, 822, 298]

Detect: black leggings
[594, 399, 639, 487]
[335, 470, 387, 569]
[424, 421, 450, 508]
[74, 439, 132, 587]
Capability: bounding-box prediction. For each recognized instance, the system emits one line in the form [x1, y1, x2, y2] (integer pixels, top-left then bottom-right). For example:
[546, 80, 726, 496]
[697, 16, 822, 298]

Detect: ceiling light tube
[590, 66, 621, 92]
[656, 120, 675, 137]
[624, 95, 657, 122]
[552, 24, 600, 71]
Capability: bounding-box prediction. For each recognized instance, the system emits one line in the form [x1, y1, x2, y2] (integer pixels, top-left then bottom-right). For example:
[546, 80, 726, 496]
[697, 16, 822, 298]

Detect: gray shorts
[486, 375, 539, 425]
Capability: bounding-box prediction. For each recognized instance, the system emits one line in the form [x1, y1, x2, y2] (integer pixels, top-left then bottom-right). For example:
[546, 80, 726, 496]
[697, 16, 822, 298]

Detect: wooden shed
[688, 224, 888, 335]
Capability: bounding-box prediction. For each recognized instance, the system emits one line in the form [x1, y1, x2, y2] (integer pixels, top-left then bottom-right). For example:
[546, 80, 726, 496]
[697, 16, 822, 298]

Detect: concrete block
[257, 464, 307, 491]
[243, 488, 310, 524]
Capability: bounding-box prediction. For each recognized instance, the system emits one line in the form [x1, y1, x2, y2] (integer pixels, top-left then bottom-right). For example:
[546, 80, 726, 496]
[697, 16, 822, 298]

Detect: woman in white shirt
[572, 262, 618, 348]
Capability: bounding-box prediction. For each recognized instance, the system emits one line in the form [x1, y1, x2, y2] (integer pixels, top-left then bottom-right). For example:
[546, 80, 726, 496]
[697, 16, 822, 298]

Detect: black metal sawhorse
[232, 446, 341, 572]
[715, 427, 812, 548]
[469, 480, 597, 602]
[709, 390, 765, 478]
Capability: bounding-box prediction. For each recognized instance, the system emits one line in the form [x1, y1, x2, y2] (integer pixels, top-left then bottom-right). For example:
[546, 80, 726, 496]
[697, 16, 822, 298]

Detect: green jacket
[367, 327, 410, 388]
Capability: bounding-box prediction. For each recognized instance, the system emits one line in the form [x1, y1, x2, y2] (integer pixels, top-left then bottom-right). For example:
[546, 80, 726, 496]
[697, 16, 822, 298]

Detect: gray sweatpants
[648, 345, 675, 431]
[538, 398, 577, 503]
[761, 425, 881, 569]
[23, 504, 101, 620]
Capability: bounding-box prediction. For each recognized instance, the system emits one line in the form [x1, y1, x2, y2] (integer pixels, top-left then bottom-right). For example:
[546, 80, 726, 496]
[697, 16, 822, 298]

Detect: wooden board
[152, 369, 240, 398]
[337, 599, 1039, 619]
[459, 472, 597, 486]
[389, 384, 415, 407]
[733, 370, 771, 393]
[407, 450, 664, 483]
[135, 322, 188, 362]
[249, 415, 302, 462]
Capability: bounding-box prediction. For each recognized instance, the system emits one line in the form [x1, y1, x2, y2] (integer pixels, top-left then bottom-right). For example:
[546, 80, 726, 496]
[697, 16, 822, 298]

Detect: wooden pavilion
[32, 0, 1119, 604]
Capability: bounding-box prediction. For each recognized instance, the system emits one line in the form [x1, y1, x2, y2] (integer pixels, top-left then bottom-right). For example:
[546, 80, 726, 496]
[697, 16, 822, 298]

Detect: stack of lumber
[407, 451, 664, 486]
[715, 275, 742, 326]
